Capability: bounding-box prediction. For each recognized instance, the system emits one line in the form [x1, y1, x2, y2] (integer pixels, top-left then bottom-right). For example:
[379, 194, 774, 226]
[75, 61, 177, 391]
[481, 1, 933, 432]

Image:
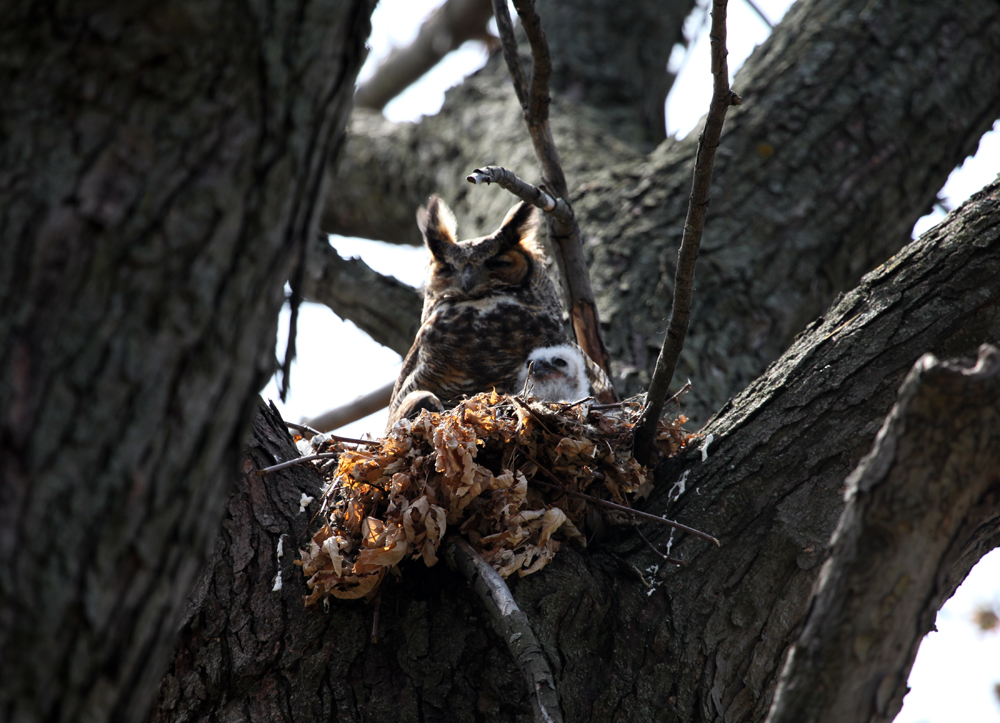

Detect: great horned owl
[388, 195, 568, 428]
[518, 343, 613, 403]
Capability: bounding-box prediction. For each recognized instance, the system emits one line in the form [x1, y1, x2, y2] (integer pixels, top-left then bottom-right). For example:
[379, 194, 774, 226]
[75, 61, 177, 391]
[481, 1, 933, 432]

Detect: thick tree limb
[305, 381, 394, 432]
[446, 538, 564, 723]
[633, 0, 741, 465]
[766, 344, 1000, 723]
[355, 0, 495, 112]
[301, 233, 421, 356]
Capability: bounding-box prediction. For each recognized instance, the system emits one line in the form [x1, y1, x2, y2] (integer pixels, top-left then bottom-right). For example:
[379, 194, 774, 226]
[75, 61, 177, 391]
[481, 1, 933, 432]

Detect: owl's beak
[461, 265, 475, 293]
[531, 359, 560, 378]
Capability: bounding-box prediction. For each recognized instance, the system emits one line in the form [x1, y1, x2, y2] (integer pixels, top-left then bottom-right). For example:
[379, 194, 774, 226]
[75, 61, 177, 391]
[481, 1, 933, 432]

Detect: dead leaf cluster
[296, 392, 694, 603]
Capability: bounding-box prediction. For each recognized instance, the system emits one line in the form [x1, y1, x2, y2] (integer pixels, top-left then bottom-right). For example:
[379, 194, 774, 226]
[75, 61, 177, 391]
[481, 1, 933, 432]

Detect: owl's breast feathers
[393, 296, 567, 410]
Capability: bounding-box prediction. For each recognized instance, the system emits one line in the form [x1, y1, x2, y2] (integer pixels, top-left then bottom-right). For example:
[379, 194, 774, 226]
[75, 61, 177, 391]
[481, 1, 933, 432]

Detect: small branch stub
[466, 165, 573, 221]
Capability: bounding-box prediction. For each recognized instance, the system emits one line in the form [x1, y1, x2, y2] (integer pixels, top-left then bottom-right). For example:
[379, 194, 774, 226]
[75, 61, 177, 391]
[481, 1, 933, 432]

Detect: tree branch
[355, 0, 495, 112]
[466, 165, 571, 222]
[766, 344, 1000, 723]
[304, 381, 394, 432]
[489, 0, 615, 394]
[633, 0, 741, 465]
[301, 233, 421, 356]
[446, 538, 564, 723]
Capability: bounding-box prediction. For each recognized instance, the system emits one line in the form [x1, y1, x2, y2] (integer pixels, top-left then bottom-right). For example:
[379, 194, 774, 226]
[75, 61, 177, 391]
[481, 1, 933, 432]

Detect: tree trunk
[0, 2, 373, 721]
[148, 180, 1000, 722]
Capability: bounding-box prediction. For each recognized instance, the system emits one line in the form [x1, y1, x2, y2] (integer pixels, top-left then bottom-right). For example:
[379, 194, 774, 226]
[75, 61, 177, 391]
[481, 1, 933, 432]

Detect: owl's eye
[552, 357, 567, 368]
[485, 256, 514, 270]
[438, 261, 456, 274]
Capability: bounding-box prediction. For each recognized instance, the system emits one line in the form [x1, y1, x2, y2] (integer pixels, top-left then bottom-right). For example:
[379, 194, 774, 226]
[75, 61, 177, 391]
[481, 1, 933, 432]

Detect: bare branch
[743, 0, 774, 28]
[355, 0, 495, 111]
[301, 233, 421, 357]
[766, 344, 1000, 723]
[633, 0, 742, 466]
[490, 0, 529, 107]
[445, 537, 564, 723]
[304, 381, 394, 433]
[466, 165, 571, 221]
[488, 0, 615, 394]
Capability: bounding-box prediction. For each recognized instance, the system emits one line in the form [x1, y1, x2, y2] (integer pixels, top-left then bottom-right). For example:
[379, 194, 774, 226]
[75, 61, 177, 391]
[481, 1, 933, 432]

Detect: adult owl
[387, 195, 568, 428]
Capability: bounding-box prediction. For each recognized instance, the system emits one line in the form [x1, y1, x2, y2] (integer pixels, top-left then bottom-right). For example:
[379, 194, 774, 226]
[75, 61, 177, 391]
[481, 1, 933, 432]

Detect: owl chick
[518, 343, 616, 403]
[518, 344, 589, 402]
[388, 195, 569, 429]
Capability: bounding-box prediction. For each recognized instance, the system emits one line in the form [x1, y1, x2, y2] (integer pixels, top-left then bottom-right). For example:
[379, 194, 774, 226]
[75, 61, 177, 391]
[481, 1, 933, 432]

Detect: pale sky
[261, 2, 1000, 719]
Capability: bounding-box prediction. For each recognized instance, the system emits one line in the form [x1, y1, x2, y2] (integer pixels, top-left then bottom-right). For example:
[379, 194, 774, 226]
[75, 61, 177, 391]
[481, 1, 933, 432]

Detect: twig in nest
[633, 0, 742, 466]
[519, 450, 720, 546]
[511, 395, 556, 435]
[488, 0, 614, 392]
[446, 537, 564, 723]
[258, 453, 340, 475]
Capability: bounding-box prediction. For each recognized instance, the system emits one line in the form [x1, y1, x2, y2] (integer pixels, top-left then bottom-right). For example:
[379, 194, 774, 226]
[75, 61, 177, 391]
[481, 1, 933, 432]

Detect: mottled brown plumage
[388, 195, 568, 428]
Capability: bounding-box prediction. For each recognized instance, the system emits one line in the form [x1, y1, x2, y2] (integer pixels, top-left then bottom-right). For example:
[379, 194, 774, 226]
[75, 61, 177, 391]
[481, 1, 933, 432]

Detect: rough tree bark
[148, 180, 1000, 722]
[320, 0, 1000, 426]
[0, 2, 374, 721]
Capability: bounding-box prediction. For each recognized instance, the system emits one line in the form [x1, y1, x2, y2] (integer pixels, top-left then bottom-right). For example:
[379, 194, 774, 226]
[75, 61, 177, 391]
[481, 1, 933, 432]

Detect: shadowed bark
[767, 343, 1000, 723]
[0, 1, 374, 721]
[148, 180, 1000, 722]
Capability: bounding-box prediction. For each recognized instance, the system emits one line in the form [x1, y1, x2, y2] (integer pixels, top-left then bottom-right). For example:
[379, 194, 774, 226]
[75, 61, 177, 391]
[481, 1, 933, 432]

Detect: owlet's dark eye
[438, 261, 456, 274]
[552, 357, 567, 368]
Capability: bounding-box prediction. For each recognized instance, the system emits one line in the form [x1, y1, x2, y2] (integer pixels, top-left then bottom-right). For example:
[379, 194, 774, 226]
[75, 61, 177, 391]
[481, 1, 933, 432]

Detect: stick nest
[296, 391, 694, 604]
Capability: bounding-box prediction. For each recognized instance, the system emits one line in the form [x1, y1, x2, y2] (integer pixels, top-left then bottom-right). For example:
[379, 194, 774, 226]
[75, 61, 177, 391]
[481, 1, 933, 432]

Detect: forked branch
[633, 0, 742, 466]
[487, 0, 614, 396]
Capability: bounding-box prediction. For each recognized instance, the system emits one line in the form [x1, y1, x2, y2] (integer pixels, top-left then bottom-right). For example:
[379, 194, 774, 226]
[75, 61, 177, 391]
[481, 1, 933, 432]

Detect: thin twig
[285, 421, 322, 439]
[511, 395, 555, 435]
[445, 537, 564, 723]
[742, 0, 774, 28]
[466, 166, 572, 222]
[490, 0, 529, 107]
[257, 453, 340, 475]
[519, 450, 720, 546]
[633, 0, 741, 466]
[488, 0, 615, 395]
[636, 528, 686, 566]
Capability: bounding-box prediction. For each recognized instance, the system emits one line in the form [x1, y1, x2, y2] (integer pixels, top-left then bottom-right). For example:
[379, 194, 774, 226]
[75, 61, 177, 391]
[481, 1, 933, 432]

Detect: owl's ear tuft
[417, 195, 458, 259]
[497, 201, 540, 252]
